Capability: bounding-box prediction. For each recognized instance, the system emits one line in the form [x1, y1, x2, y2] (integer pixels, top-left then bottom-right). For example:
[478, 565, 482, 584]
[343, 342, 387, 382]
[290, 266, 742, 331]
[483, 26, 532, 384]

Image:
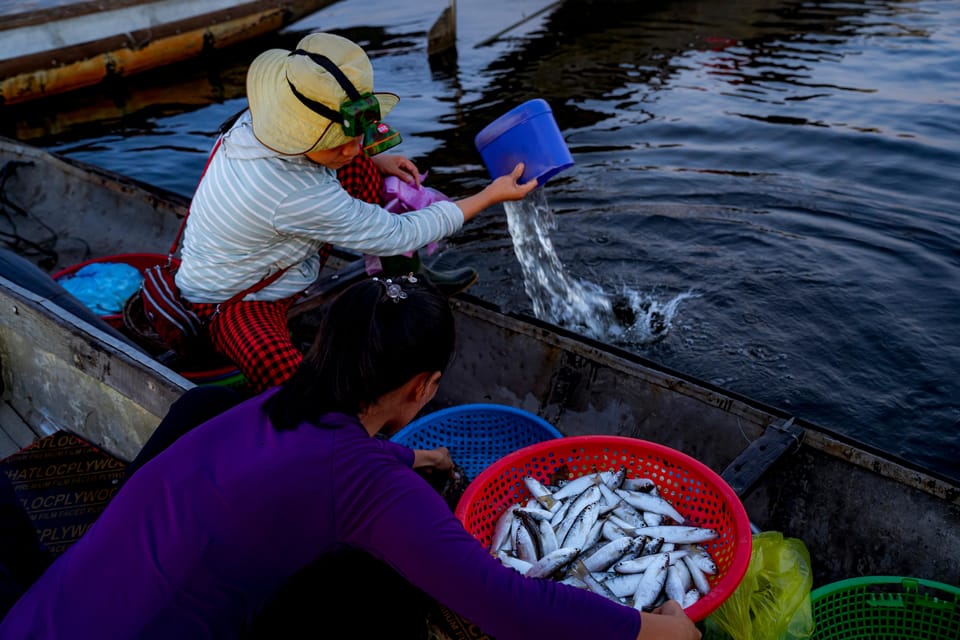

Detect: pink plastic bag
[366, 174, 453, 274]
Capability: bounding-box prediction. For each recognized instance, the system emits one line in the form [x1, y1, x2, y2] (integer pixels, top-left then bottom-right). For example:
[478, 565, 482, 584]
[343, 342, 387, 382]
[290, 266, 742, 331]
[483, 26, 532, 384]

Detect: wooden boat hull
[437, 297, 959, 586]
[0, 0, 338, 105]
[0, 136, 957, 592]
[0, 136, 188, 271]
[0, 274, 189, 462]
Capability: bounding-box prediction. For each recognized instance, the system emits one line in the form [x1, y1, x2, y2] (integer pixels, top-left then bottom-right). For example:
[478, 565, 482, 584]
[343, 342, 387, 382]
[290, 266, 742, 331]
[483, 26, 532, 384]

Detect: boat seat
[720, 417, 805, 497]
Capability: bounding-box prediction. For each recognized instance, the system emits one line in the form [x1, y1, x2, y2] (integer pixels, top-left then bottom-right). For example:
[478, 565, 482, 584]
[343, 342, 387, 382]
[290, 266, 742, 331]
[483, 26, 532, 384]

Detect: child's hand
[453, 163, 540, 222]
[489, 163, 538, 202]
[372, 154, 422, 187]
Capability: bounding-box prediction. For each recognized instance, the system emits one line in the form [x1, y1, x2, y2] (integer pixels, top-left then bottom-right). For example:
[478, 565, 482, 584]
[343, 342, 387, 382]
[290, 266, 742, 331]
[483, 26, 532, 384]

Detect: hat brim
[247, 48, 399, 156]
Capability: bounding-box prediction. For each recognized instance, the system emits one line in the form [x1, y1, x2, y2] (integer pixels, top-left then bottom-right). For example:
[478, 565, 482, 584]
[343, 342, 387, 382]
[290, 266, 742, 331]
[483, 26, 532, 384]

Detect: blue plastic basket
[390, 403, 563, 481]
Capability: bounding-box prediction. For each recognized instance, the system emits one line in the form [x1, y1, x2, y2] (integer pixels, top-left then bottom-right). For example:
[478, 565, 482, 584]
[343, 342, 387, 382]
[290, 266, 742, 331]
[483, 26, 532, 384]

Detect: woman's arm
[454, 163, 538, 222]
[340, 458, 641, 640]
[373, 156, 537, 222]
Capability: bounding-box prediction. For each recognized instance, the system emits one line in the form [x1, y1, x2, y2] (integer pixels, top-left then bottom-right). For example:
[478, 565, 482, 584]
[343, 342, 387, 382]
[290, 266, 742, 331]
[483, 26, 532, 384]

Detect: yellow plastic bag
[704, 531, 814, 640]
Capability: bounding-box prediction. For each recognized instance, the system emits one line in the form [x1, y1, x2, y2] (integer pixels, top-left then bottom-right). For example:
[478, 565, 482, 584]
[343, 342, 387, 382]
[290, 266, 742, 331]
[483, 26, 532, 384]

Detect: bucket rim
[473, 98, 555, 150]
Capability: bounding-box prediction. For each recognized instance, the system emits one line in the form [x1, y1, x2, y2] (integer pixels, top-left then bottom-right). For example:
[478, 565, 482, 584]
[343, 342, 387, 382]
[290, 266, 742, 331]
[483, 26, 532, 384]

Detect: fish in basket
[454, 435, 753, 623]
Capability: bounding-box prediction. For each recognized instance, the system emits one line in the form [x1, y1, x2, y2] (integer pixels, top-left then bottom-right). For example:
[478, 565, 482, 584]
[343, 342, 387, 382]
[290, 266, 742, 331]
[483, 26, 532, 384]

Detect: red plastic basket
[55, 254, 246, 387]
[454, 435, 753, 622]
[52, 252, 172, 329]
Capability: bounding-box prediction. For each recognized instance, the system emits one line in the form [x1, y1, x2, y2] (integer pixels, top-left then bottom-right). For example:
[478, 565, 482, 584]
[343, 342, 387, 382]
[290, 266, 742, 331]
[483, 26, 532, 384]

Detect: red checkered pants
[187, 155, 383, 393]
[187, 298, 299, 393]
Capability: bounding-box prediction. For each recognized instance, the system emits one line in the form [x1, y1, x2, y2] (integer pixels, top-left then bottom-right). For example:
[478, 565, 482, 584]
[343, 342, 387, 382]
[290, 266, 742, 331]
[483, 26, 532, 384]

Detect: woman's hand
[372, 154, 422, 187]
[637, 600, 702, 640]
[413, 446, 453, 472]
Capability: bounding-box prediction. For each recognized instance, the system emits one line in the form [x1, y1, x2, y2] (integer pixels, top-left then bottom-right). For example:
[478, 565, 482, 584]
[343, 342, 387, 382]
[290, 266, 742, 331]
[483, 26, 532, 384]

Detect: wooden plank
[0, 399, 40, 460]
[0, 275, 191, 461]
[0, 0, 155, 31]
[0, 400, 39, 451]
[0, 421, 19, 460]
[721, 417, 804, 497]
[0, 0, 339, 105]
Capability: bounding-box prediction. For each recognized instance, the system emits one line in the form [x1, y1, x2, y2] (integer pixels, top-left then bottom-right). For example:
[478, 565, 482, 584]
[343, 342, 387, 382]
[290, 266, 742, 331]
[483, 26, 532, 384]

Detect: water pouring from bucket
[475, 99, 697, 344]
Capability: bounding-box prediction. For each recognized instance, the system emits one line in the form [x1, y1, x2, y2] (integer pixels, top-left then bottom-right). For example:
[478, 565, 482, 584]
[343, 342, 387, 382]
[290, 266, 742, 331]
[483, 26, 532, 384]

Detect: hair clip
[372, 273, 418, 303]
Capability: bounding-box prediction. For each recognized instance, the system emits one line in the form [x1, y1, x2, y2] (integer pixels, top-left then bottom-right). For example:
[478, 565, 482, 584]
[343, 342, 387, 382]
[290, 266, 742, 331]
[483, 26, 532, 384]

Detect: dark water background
[2, 0, 958, 482]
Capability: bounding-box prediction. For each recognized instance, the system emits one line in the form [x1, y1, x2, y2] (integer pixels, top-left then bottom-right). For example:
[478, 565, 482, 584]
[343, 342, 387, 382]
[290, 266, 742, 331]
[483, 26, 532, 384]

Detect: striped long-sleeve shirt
[176, 111, 464, 303]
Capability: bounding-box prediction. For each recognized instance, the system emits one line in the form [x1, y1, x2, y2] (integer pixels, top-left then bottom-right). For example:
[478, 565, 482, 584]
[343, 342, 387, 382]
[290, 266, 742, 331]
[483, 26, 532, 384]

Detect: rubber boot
[379, 252, 478, 296]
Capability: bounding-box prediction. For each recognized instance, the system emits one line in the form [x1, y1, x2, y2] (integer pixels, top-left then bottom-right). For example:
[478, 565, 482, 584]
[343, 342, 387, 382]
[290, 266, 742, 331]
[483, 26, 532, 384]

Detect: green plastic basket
[810, 576, 960, 640]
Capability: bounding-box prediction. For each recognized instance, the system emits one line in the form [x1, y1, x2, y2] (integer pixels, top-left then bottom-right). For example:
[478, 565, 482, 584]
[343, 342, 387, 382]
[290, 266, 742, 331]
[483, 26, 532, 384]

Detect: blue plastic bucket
[474, 98, 574, 188]
[389, 403, 563, 481]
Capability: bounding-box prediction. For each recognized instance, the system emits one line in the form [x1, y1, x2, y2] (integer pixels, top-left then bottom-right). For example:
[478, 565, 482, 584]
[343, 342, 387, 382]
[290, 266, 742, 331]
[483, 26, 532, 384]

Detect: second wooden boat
[0, 0, 339, 106]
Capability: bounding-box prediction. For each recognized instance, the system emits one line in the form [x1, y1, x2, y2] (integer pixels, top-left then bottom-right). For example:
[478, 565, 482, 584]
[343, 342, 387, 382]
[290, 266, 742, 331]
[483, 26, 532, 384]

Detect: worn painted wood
[0, 276, 190, 461]
[0, 400, 40, 454]
[0, 0, 339, 105]
[721, 417, 803, 496]
[0, 137, 188, 271]
[0, 407, 24, 459]
[427, 0, 456, 56]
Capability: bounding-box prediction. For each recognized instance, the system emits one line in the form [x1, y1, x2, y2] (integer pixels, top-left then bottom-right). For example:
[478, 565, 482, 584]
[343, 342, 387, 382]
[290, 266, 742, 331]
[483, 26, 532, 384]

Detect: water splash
[503, 189, 696, 345]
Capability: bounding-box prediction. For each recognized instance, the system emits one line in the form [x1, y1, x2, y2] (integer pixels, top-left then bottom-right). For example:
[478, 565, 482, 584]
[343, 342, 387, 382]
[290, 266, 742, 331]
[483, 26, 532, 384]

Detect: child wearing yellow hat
[174, 32, 537, 393]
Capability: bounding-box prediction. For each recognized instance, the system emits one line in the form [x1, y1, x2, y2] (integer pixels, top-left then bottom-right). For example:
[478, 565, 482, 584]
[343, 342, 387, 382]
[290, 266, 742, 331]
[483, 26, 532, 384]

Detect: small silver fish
[514, 514, 540, 564]
[601, 467, 627, 490]
[523, 476, 557, 510]
[682, 588, 701, 608]
[665, 562, 688, 603]
[632, 553, 670, 611]
[622, 477, 657, 493]
[603, 571, 645, 598]
[488, 469, 721, 617]
[682, 554, 712, 595]
[490, 504, 519, 554]
[561, 501, 600, 550]
[555, 486, 601, 544]
[570, 560, 621, 601]
[614, 489, 686, 523]
[497, 550, 532, 574]
[516, 506, 554, 521]
[682, 544, 719, 575]
[582, 536, 636, 572]
[614, 550, 686, 574]
[551, 473, 601, 501]
[527, 546, 581, 579]
[538, 518, 560, 556]
[632, 525, 718, 545]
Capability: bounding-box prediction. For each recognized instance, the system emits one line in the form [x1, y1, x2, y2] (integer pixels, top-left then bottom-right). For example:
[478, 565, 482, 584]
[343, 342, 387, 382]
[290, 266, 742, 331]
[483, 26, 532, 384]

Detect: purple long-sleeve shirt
[0, 389, 640, 639]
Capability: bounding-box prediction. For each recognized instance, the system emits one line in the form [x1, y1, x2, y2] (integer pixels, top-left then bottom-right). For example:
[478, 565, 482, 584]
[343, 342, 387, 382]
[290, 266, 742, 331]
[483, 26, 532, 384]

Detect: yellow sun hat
[245, 32, 399, 155]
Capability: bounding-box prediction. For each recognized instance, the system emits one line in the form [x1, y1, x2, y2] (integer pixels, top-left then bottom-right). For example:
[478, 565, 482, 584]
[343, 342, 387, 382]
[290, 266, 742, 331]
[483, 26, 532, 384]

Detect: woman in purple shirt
[0, 276, 700, 640]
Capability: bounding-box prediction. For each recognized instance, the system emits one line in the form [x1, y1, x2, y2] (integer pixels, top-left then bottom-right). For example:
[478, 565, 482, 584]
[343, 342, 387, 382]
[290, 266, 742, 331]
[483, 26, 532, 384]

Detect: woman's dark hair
[266, 276, 455, 430]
